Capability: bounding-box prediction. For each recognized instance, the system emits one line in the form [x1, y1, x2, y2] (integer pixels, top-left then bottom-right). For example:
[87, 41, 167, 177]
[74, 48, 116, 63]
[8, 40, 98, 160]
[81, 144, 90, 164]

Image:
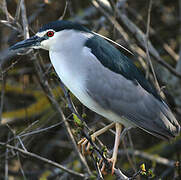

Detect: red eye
[47, 31, 54, 37]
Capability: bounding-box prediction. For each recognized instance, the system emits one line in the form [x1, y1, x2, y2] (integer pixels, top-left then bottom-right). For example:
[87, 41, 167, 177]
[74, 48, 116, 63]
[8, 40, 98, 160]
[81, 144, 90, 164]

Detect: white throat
[49, 30, 93, 104]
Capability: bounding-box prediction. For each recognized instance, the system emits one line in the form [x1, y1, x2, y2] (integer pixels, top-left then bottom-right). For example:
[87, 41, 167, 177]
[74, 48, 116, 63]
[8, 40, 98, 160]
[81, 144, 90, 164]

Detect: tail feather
[142, 100, 180, 140]
[158, 101, 180, 138]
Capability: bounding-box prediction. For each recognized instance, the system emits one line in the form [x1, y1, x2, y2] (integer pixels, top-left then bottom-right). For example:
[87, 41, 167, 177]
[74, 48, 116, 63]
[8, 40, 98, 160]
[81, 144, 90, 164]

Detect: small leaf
[148, 169, 155, 178]
[73, 113, 83, 127]
[82, 113, 87, 118]
[140, 171, 147, 176]
[101, 146, 107, 154]
[140, 163, 147, 175]
[140, 163, 146, 172]
[89, 145, 93, 151]
[39, 170, 51, 180]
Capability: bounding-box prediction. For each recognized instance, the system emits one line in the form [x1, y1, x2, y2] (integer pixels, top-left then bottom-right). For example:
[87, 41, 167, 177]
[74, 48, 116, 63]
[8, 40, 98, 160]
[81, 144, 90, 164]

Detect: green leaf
[82, 113, 87, 118]
[73, 113, 83, 127]
[148, 169, 155, 178]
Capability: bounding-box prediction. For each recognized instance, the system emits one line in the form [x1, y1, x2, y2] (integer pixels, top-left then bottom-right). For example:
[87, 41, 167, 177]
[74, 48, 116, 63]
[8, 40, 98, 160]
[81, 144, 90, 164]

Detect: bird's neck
[49, 48, 87, 95]
[50, 29, 93, 52]
[48, 30, 94, 98]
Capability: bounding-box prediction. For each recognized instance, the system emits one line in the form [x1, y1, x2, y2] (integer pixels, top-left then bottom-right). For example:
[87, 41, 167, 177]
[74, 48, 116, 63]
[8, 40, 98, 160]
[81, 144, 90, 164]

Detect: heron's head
[10, 20, 92, 51]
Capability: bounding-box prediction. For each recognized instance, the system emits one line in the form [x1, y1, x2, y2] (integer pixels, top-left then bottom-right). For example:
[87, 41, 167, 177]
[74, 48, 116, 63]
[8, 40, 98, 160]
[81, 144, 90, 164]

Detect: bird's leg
[110, 123, 122, 174]
[101, 124, 131, 174]
[78, 122, 115, 155]
[101, 123, 122, 174]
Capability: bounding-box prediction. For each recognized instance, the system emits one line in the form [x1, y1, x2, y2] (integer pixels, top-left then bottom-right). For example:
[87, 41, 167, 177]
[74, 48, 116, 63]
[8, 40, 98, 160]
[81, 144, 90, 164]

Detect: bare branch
[119, 149, 176, 167]
[15, 0, 22, 21]
[145, 0, 162, 94]
[4, 134, 9, 180]
[20, 0, 29, 39]
[59, 0, 69, 20]
[1, 0, 12, 21]
[0, 141, 85, 178]
[0, 67, 5, 124]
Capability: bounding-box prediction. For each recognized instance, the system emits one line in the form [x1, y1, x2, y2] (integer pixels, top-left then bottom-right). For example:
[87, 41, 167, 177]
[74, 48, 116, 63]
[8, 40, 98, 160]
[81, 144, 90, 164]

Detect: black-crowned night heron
[10, 20, 180, 173]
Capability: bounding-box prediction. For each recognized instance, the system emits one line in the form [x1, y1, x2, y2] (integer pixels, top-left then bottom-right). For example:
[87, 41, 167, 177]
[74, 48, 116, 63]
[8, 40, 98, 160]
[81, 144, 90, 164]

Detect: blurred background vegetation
[0, 0, 181, 179]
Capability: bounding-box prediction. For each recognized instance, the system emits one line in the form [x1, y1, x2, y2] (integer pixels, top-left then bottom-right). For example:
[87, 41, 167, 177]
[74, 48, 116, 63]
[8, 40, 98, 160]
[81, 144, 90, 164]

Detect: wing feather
[83, 47, 180, 140]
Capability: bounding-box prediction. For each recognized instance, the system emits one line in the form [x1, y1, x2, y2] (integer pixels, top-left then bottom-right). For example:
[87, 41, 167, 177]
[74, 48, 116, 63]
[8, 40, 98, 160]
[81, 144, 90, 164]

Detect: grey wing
[84, 49, 180, 140]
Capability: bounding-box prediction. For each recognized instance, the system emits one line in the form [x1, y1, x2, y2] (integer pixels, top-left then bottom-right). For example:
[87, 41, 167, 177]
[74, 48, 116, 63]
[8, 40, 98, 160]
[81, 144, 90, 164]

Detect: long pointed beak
[10, 36, 45, 50]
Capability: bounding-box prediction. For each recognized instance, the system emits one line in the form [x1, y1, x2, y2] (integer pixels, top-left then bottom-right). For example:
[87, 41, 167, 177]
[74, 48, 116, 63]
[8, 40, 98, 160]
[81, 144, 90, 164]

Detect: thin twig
[0, 66, 5, 124]
[0, 20, 20, 31]
[0, 142, 85, 178]
[118, 149, 175, 167]
[122, 138, 137, 176]
[145, 0, 161, 93]
[7, 125, 27, 179]
[15, 0, 22, 21]
[90, 153, 103, 180]
[2, 0, 10, 21]
[16, 152, 27, 179]
[18, 121, 63, 138]
[127, 131, 138, 177]
[4, 133, 10, 180]
[5, 120, 39, 145]
[20, 0, 29, 39]
[59, 0, 68, 20]
[17, 136, 27, 152]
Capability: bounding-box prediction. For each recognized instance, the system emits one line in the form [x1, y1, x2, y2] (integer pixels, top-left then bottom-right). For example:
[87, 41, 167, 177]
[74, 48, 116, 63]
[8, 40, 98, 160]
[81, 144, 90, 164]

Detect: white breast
[48, 30, 101, 113]
[49, 50, 100, 111]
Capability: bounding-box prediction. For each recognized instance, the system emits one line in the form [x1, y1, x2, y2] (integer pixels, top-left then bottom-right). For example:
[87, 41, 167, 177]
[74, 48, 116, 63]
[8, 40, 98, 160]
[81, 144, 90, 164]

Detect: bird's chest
[49, 51, 85, 93]
[49, 51, 99, 111]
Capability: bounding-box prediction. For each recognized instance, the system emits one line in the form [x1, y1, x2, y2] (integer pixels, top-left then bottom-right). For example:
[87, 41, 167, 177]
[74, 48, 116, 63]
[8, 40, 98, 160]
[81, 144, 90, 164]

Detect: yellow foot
[100, 157, 117, 175]
[77, 136, 95, 155]
[78, 123, 115, 155]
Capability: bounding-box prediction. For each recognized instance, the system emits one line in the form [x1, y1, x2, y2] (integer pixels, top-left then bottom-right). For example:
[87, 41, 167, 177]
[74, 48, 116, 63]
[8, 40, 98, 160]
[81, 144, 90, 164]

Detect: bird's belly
[68, 84, 132, 127]
[56, 71, 132, 127]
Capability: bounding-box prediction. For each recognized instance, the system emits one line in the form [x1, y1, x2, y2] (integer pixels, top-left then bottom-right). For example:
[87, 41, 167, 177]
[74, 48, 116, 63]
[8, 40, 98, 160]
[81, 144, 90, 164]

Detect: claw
[78, 137, 92, 155]
[100, 157, 116, 175]
[109, 157, 116, 175]
[77, 137, 86, 151]
[78, 123, 115, 156]
[82, 139, 88, 155]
